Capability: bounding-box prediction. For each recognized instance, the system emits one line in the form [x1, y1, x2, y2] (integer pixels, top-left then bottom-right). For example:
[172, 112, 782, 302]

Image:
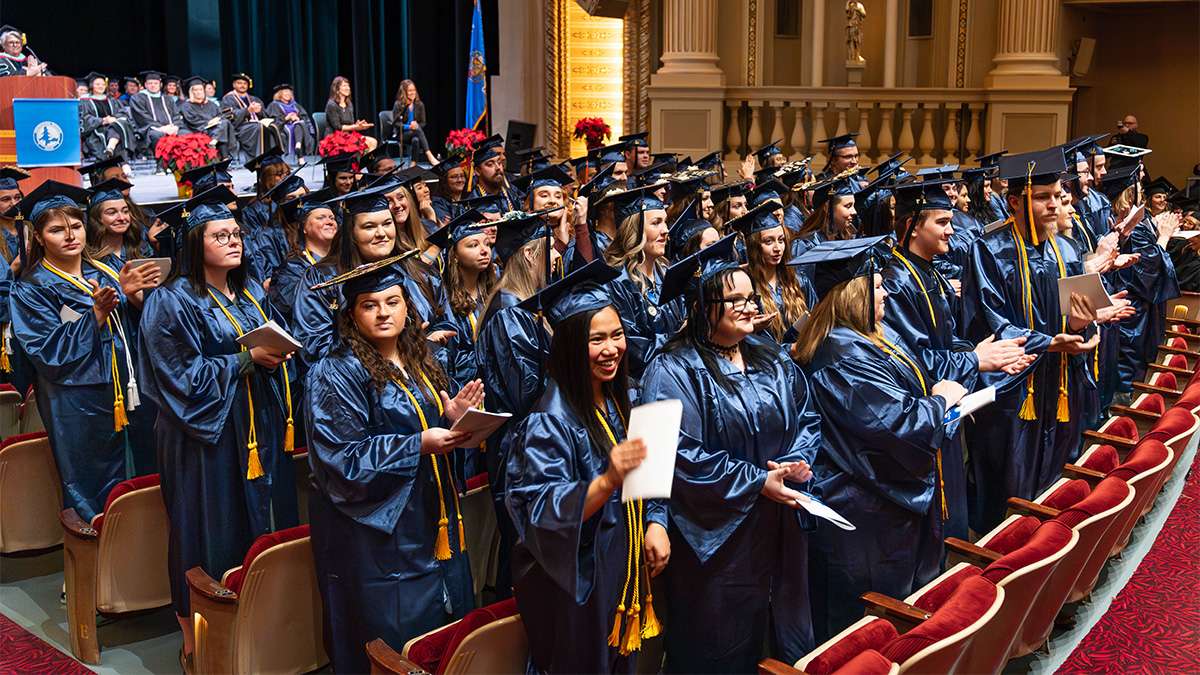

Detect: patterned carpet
[1057, 464, 1200, 674]
[0, 612, 90, 675]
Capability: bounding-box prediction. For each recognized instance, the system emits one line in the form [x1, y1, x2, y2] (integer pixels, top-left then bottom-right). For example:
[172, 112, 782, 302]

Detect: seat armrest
[861, 591, 931, 633]
[1007, 497, 1062, 520]
[945, 537, 1002, 567]
[1081, 431, 1136, 451]
[1061, 463, 1106, 485]
[186, 566, 238, 604]
[366, 638, 432, 674]
[60, 508, 98, 540]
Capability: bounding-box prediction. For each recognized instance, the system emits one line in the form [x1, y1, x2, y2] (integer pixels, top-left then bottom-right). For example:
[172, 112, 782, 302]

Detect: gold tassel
[246, 442, 265, 480]
[620, 605, 642, 655]
[608, 605, 625, 647]
[457, 514, 467, 554]
[1019, 374, 1037, 420]
[113, 395, 129, 431]
[284, 419, 295, 453]
[640, 594, 661, 639]
[1057, 358, 1070, 423]
[936, 450, 948, 521]
[0, 345, 11, 373]
[434, 516, 452, 561]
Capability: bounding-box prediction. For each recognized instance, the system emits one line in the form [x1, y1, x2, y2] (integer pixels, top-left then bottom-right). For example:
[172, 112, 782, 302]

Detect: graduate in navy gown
[506, 260, 670, 673]
[708, 180, 749, 233]
[564, 165, 620, 273]
[82, 178, 164, 474]
[665, 201, 720, 263]
[727, 201, 815, 349]
[429, 158, 468, 225]
[600, 185, 685, 382]
[266, 189, 338, 329]
[305, 257, 483, 674]
[934, 167, 990, 281]
[8, 182, 149, 519]
[641, 234, 822, 672]
[136, 186, 298, 659]
[475, 210, 561, 598]
[1101, 162, 1181, 396]
[791, 235, 977, 641]
[427, 209, 495, 390]
[0, 169, 32, 395]
[958, 149, 1121, 531]
[240, 147, 291, 243]
[882, 180, 1033, 541]
[250, 173, 307, 286]
[293, 180, 429, 368]
[795, 174, 860, 261]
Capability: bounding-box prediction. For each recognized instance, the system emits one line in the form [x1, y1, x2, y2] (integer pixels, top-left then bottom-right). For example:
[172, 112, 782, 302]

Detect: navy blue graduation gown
[606, 267, 684, 383]
[882, 250, 979, 540]
[804, 326, 973, 641]
[1116, 214, 1178, 390]
[987, 193, 1009, 222]
[267, 253, 318, 449]
[10, 263, 139, 521]
[640, 336, 822, 671]
[249, 225, 290, 283]
[757, 269, 817, 349]
[934, 210, 983, 280]
[506, 382, 667, 674]
[565, 229, 613, 274]
[137, 277, 298, 616]
[475, 289, 550, 597]
[0, 257, 36, 398]
[959, 225, 1084, 530]
[428, 287, 486, 476]
[306, 350, 474, 674]
[1078, 189, 1113, 241]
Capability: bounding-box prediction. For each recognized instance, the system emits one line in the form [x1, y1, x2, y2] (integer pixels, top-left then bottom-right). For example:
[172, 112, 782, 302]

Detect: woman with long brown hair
[797, 174, 859, 251]
[324, 75, 377, 153]
[305, 258, 483, 673]
[392, 79, 437, 164]
[427, 208, 496, 390]
[728, 200, 816, 348]
[791, 236, 975, 642]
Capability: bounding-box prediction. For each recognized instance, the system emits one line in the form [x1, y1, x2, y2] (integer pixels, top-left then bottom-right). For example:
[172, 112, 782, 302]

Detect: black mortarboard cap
[0, 166, 30, 191]
[811, 174, 860, 210]
[230, 72, 253, 87]
[1098, 163, 1141, 200]
[77, 155, 124, 182]
[326, 181, 398, 216]
[709, 181, 750, 205]
[139, 70, 164, 82]
[1146, 176, 1178, 196]
[618, 132, 649, 147]
[512, 164, 573, 193]
[749, 179, 788, 208]
[264, 173, 306, 203]
[273, 83, 294, 93]
[518, 259, 621, 326]
[820, 133, 858, 153]
[577, 163, 615, 201]
[471, 134, 504, 165]
[179, 158, 234, 192]
[427, 208, 489, 249]
[589, 141, 632, 165]
[320, 151, 360, 176]
[659, 232, 740, 307]
[245, 146, 286, 173]
[974, 150, 1007, 168]
[752, 140, 783, 164]
[492, 208, 558, 263]
[787, 234, 893, 319]
[997, 148, 1068, 191]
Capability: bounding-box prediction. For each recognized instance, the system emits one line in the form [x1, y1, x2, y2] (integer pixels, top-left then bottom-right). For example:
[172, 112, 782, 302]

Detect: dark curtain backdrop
[0, 0, 499, 153]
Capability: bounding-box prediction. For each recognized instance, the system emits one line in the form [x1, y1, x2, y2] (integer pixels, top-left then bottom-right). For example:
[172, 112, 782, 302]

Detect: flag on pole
[465, 0, 488, 130]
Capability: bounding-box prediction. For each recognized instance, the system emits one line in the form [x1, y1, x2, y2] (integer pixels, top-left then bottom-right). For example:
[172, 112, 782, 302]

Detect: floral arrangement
[319, 130, 368, 157]
[573, 117, 611, 149]
[154, 133, 217, 175]
[445, 128, 489, 161]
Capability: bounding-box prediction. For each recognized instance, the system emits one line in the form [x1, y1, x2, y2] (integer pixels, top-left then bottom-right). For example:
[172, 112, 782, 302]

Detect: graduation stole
[1070, 212, 1102, 381]
[208, 288, 296, 481]
[890, 248, 940, 329]
[41, 260, 132, 431]
[1008, 217, 1071, 422]
[856, 330, 950, 521]
[594, 405, 661, 655]
[394, 370, 466, 561]
[301, 249, 319, 266]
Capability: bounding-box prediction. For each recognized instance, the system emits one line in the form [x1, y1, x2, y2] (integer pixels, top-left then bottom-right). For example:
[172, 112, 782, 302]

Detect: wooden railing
[723, 87, 989, 170]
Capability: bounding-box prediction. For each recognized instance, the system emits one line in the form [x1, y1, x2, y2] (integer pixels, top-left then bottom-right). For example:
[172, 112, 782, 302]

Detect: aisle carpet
[0, 612, 90, 675]
[1056, 464, 1200, 673]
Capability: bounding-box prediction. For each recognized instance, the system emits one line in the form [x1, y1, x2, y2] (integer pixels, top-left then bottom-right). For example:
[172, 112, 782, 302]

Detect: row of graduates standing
[0, 125, 1178, 674]
[77, 70, 315, 162]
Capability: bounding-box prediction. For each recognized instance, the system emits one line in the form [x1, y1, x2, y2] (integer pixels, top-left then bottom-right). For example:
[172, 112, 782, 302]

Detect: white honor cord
[110, 314, 140, 411]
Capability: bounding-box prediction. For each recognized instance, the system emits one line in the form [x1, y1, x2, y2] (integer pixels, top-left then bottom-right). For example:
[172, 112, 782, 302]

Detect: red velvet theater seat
[1135, 371, 1181, 405]
[1141, 408, 1199, 476]
[383, 597, 527, 675]
[1075, 444, 1121, 475]
[187, 524, 327, 675]
[1082, 415, 1140, 455]
[797, 617, 899, 675]
[877, 575, 1000, 671]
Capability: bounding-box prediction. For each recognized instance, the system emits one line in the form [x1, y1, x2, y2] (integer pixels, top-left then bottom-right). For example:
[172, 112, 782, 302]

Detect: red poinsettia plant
[154, 133, 218, 174]
[445, 128, 488, 161]
[319, 130, 369, 157]
[573, 117, 611, 149]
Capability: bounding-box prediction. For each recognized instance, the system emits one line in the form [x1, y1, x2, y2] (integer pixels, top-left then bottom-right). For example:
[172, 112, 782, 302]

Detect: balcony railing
[723, 86, 989, 170]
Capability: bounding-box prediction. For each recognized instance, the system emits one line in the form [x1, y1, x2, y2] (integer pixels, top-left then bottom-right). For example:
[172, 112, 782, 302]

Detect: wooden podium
[0, 75, 81, 190]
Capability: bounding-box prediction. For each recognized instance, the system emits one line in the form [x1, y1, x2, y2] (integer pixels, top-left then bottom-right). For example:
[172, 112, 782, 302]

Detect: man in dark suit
[1112, 114, 1149, 149]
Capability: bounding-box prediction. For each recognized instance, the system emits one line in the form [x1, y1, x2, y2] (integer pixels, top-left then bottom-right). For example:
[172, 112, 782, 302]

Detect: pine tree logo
[32, 121, 63, 151]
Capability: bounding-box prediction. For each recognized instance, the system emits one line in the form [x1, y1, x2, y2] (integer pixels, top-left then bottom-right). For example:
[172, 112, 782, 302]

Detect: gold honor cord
[594, 405, 660, 654]
[41, 261, 128, 431]
[302, 249, 318, 265]
[890, 248, 939, 329]
[1071, 213, 1102, 380]
[857, 331, 949, 521]
[394, 370, 466, 561]
[1009, 218, 1073, 423]
[208, 289, 265, 479]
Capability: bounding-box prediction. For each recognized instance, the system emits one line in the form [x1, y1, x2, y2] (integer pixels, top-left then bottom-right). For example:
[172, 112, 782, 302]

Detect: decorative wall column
[883, 0, 899, 87]
[648, 0, 727, 157]
[810, 0, 826, 86]
[981, 0, 1073, 153]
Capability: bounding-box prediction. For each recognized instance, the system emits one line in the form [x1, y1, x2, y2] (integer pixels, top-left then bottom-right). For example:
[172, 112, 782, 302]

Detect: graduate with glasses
[641, 235, 822, 671]
[305, 256, 483, 674]
[136, 186, 300, 661]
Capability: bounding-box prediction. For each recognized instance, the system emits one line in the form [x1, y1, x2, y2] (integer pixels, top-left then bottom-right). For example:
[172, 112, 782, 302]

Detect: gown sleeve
[292, 267, 337, 366]
[306, 356, 423, 532]
[504, 412, 596, 602]
[960, 236, 1054, 354]
[1121, 216, 1179, 304]
[476, 306, 546, 417]
[10, 280, 109, 384]
[136, 286, 244, 445]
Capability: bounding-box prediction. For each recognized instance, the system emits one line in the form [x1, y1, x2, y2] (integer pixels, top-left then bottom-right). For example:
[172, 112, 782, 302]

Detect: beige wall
[491, 0, 547, 147]
[1062, 2, 1200, 183]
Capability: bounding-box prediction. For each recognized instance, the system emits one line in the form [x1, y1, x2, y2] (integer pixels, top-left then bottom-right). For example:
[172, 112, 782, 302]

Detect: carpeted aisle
[1056, 464, 1200, 674]
[0, 612, 91, 675]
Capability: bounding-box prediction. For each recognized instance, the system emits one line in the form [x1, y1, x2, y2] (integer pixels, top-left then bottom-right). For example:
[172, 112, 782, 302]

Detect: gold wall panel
[565, 1, 624, 157]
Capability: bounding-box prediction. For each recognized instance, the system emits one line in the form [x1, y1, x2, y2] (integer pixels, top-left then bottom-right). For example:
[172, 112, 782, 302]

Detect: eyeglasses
[711, 294, 760, 314]
[208, 230, 245, 246]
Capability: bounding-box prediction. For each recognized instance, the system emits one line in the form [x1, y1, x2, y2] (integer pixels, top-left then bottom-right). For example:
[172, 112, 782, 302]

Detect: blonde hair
[486, 238, 548, 305]
[604, 212, 666, 293]
[746, 226, 808, 340]
[392, 186, 429, 252]
[792, 275, 881, 364]
[1111, 186, 1137, 219]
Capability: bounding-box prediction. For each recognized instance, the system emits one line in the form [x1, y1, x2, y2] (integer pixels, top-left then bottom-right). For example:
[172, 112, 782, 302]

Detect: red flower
[572, 117, 611, 149]
[156, 133, 217, 172]
[318, 131, 368, 158]
[444, 128, 488, 161]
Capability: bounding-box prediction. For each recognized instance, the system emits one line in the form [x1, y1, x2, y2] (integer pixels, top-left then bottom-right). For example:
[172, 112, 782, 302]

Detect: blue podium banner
[13, 98, 81, 167]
